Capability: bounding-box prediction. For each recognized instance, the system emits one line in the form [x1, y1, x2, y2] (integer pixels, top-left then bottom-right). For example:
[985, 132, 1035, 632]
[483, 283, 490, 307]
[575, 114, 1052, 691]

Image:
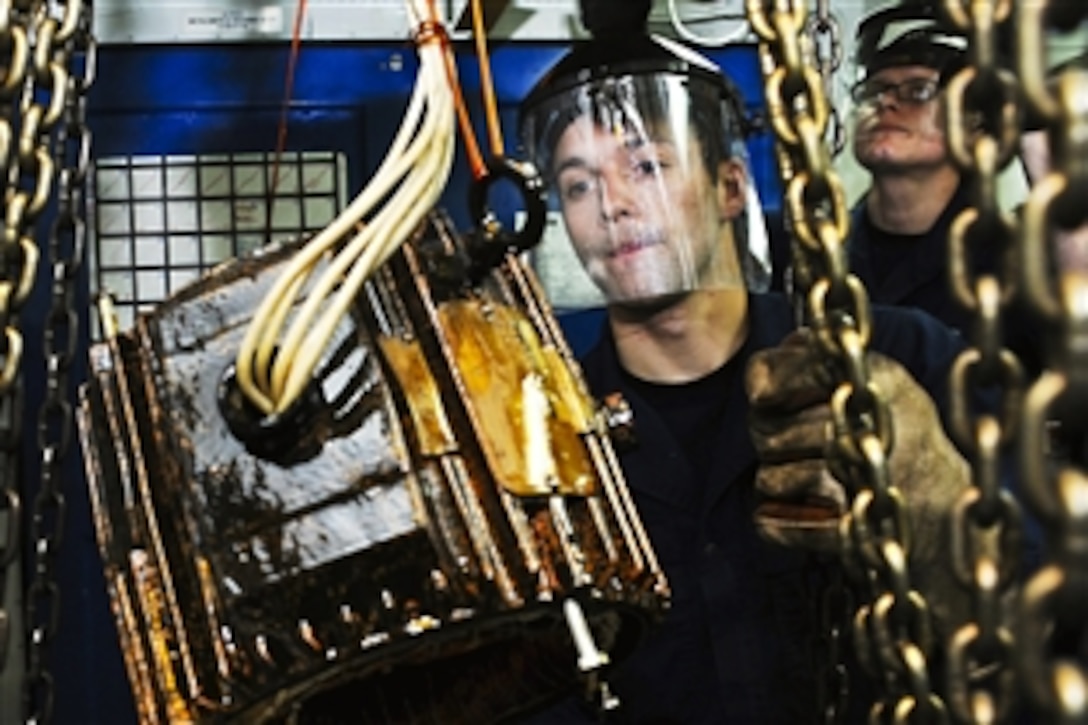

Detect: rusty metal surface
[77, 218, 669, 723]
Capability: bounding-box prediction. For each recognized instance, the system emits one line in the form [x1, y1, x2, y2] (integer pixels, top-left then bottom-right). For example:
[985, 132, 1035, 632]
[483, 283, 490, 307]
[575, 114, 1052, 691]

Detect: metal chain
[0, 0, 38, 707]
[938, 2, 1027, 722]
[15, 3, 62, 718]
[804, 0, 844, 157]
[20, 1, 92, 722]
[744, 1, 946, 721]
[1014, 1, 1088, 721]
[811, 561, 853, 724]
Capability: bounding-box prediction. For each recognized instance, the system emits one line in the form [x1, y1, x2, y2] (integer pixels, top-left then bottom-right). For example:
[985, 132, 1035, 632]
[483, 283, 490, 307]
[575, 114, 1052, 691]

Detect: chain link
[15, 1, 92, 722]
[744, 0, 946, 721]
[804, 0, 844, 157]
[0, 0, 37, 704]
[812, 562, 853, 724]
[936, 2, 1029, 722]
[1013, 1, 1088, 721]
[16, 3, 62, 719]
[27, 1, 93, 720]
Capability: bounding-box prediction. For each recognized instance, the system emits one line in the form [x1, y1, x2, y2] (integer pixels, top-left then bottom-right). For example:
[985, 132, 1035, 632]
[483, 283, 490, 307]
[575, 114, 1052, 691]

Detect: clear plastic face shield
[521, 70, 771, 311]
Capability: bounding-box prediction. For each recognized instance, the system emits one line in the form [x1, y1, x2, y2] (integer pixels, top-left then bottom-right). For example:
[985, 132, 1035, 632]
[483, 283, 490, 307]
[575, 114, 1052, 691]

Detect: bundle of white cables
[234, 0, 456, 416]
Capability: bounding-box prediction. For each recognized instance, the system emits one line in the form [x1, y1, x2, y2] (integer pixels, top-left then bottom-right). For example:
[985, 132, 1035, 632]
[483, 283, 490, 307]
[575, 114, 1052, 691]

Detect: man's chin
[857, 149, 922, 173]
[855, 144, 899, 166]
[608, 290, 688, 314]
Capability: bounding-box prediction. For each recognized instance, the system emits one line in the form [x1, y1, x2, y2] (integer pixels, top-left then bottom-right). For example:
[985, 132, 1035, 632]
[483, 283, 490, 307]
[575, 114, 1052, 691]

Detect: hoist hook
[465, 155, 547, 280]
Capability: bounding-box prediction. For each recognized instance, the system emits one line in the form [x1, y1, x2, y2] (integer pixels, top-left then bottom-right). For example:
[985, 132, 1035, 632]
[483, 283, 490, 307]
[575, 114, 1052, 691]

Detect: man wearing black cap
[849, 8, 970, 322]
[847, 4, 1040, 374]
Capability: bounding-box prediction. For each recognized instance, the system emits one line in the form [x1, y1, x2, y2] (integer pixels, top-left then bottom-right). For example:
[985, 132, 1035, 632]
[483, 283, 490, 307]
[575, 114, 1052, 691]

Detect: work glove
[744, 329, 973, 635]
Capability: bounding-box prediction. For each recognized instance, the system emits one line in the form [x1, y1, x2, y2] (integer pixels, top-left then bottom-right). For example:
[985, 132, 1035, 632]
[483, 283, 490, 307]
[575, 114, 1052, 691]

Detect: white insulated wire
[234, 0, 456, 415]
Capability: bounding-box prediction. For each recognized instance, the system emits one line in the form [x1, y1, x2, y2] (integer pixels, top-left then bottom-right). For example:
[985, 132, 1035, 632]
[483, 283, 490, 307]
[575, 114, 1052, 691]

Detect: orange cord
[420, 0, 506, 179]
[272, 0, 502, 190]
[267, 0, 308, 241]
[419, 9, 487, 180]
[471, 0, 504, 159]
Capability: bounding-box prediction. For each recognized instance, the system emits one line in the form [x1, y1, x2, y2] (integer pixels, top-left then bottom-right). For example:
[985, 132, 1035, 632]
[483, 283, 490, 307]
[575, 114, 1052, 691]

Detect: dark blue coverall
[526, 292, 967, 724]
[849, 185, 1042, 376]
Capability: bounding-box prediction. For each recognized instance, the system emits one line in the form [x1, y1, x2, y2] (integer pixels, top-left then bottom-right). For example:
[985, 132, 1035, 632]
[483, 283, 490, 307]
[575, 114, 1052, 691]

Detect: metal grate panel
[91, 150, 347, 334]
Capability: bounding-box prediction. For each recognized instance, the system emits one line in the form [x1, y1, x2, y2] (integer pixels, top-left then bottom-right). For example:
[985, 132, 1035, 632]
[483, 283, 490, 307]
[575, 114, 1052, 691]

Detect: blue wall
[90, 42, 781, 227]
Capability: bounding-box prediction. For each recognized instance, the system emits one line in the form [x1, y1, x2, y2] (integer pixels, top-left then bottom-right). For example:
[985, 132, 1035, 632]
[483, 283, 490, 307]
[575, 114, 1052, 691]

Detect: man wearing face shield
[518, 6, 984, 723]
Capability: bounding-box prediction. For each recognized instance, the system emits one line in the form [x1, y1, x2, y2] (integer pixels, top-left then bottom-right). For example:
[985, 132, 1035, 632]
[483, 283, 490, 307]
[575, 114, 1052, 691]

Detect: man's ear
[716, 158, 748, 221]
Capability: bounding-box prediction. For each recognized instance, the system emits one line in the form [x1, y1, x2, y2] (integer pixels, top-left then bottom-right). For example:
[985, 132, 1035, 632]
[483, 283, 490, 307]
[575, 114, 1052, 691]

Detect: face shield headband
[520, 70, 771, 311]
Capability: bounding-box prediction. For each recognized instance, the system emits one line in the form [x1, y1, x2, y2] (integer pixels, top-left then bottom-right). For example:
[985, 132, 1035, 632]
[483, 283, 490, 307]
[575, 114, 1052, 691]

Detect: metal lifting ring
[467, 155, 547, 255]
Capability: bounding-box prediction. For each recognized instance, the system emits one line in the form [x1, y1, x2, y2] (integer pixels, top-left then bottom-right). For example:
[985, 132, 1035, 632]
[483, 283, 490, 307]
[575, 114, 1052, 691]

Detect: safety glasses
[850, 77, 940, 106]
